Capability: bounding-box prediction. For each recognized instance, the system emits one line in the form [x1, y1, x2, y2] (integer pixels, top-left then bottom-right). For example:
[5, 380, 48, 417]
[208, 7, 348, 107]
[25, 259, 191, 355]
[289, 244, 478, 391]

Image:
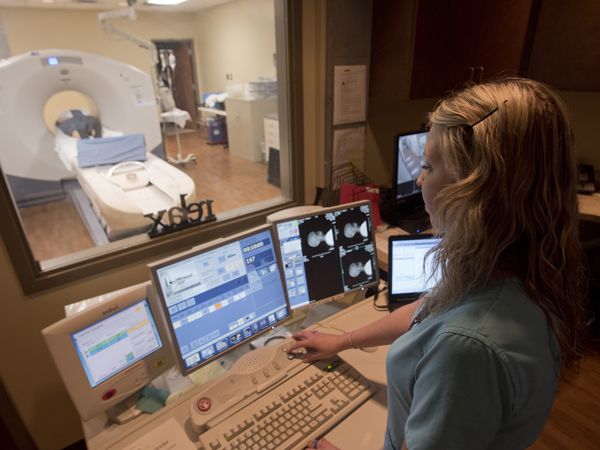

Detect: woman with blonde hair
[289, 78, 592, 450]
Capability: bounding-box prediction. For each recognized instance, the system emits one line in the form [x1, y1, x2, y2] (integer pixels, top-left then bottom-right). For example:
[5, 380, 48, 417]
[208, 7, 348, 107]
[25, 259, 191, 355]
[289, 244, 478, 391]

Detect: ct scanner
[0, 49, 196, 237]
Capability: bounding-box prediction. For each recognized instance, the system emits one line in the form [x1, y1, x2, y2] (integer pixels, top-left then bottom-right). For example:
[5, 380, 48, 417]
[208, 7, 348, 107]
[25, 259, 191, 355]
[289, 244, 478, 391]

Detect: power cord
[366, 283, 388, 311]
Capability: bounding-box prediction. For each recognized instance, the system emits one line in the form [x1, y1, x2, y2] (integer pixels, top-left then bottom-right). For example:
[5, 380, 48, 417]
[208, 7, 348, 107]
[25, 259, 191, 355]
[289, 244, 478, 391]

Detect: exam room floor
[18, 130, 281, 263]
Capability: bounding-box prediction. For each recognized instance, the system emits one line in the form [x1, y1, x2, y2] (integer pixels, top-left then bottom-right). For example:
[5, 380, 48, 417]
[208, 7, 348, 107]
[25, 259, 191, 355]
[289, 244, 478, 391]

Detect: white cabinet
[263, 112, 279, 162]
[225, 97, 278, 163]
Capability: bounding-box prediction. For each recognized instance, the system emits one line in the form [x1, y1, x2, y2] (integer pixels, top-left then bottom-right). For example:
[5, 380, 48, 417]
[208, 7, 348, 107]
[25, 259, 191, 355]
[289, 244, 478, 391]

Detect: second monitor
[148, 225, 291, 376]
[273, 200, 379, 311]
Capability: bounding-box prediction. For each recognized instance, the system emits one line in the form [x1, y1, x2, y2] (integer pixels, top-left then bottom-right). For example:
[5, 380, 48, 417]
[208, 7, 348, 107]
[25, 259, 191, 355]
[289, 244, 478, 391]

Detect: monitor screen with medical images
[41, 282, 173, 422]
[273, 200, 379, 311]
[148, 225, 291, 376]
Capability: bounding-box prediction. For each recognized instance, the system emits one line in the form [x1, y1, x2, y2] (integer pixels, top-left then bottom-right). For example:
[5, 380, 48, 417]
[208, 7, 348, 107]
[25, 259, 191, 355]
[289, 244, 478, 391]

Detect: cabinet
[225, 97, 278, 163]
[526, 0, 600, 91]
[263, 112, 280, 163]
[409, 0, 533, 99]
[370, 0, 600, 100]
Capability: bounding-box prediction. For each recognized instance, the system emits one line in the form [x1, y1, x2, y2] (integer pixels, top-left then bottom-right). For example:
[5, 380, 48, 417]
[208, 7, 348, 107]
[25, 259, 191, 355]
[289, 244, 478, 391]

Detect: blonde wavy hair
[424, 78, 591, 372]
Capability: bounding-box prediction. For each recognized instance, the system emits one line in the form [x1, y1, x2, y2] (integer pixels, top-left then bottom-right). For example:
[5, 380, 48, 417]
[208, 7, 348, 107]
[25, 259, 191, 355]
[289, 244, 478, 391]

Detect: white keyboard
[189, 337, 378, 450]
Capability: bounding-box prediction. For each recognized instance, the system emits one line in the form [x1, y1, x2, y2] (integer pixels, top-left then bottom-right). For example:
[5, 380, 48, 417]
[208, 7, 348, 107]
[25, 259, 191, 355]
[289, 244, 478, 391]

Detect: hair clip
[459, 100, 508, 137]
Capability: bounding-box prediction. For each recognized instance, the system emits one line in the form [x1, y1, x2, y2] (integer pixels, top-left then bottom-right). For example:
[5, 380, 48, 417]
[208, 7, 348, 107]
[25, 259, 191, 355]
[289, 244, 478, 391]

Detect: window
[0, 0, 304, 294]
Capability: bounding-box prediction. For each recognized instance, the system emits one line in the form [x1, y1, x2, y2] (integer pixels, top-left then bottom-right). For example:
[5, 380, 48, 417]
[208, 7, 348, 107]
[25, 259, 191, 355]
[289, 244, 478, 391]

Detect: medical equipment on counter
[148, 224, 292, 377]
[190, 337, 378, 450]
[41, 281, 173, 423]
[270, 200, 380, 312]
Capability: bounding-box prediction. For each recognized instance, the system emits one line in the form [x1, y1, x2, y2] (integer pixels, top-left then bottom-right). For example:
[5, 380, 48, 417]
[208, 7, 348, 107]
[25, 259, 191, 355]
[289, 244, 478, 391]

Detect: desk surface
[579, 193, 600, 223]
[83, 296, 390, 450]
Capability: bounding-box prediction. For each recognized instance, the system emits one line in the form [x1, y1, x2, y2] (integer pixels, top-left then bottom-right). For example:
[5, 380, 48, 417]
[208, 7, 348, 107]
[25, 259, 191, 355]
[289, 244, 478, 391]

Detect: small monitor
[272, 200, 379, 311]
[392, 130, 429, 205]
[148, 225, 291, 376]
[387, 234, 442, 305]
[41, 282, 172, 422]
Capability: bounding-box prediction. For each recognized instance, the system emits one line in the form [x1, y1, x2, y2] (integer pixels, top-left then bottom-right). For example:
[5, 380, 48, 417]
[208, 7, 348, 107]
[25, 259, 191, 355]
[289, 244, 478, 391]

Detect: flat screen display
[388, 234, 442, 302]
[151, 227, 290, 373]
[71, 299, 163, 388]
[274, 202, 378, 310]
[394, 131, 429, 202]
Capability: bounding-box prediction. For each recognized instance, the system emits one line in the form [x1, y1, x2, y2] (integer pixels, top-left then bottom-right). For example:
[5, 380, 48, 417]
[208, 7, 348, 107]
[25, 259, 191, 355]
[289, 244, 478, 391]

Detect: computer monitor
[387, 234, 442, 305]
[41, 282, 172, 422]
[387, 130, 431, 233]
[148, 224, 291, 376]
[392, 130, 429, 205]
[272, 200, 379, 311]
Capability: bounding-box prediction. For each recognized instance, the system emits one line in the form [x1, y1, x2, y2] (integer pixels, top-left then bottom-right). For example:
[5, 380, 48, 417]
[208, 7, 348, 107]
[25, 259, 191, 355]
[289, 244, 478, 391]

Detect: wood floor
[17, 131, 281, 262]
[528, 340, 600, 449]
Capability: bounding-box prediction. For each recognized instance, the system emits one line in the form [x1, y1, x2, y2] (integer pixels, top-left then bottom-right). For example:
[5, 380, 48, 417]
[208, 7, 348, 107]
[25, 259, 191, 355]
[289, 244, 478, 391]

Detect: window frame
[0, 0, 304, 295]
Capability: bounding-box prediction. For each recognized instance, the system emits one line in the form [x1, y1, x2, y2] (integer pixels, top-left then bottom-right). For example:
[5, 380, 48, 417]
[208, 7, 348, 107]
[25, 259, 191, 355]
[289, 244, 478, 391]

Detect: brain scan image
[307, 229, 334, 248]
[348, 259, 373, 278]
[344, 221, 368, 239]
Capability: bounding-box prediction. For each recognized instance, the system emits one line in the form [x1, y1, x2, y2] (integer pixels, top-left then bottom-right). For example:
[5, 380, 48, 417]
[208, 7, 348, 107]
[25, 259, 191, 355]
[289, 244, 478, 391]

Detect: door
[154, 40, 199, 129]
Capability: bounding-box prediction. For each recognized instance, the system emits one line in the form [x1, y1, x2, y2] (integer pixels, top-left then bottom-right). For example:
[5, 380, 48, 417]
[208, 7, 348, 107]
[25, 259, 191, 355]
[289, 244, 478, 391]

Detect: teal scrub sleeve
[405, 329, 516, 450]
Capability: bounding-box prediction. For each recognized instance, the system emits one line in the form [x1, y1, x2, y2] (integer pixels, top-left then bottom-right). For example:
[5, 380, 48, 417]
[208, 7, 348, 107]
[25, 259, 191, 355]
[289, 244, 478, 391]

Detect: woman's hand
[305, 437, 341, 450]
[286, 330, 350, 363]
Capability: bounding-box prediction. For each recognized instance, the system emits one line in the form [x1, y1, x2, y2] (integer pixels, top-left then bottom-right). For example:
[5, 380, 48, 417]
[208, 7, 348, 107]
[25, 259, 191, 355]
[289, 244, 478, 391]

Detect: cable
[372, 286, 388, 311]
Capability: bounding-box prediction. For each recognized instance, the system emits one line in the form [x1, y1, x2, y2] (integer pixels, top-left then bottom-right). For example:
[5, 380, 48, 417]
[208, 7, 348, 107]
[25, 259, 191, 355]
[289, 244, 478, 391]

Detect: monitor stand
[384, 199, 431, 234]
[300, 300, 348, 329]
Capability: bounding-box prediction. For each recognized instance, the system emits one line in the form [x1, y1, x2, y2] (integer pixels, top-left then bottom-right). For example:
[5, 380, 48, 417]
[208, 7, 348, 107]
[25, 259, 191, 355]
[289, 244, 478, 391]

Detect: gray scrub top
[384, 278, 560, 450]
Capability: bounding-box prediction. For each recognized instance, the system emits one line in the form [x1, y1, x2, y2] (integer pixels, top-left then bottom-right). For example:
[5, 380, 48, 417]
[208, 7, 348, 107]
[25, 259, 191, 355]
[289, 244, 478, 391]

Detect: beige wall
[0, 7, 198, 76]
[0, 2, 283, 450]
[0, 0, 277, 101]
[194, 0, 277, 95]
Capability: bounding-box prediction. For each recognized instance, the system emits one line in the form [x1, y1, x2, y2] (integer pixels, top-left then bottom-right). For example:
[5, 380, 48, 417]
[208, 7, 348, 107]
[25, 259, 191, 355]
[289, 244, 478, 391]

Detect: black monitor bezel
[271, 200, 380, 311]
[148, 224, 292, 377]
[391, 130, 429, 207]
[387, 233, 441, 304]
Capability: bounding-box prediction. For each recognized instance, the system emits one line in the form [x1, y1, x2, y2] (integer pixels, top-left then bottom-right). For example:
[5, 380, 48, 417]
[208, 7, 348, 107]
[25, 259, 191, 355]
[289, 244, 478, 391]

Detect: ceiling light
[42, 0, 55, 3]
[146, 0, 188, 5]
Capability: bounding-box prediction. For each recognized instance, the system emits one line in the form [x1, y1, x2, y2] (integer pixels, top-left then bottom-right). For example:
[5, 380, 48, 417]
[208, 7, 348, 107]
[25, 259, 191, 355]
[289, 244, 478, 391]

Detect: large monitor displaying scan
[272, 200, 379, 311]
[41, 282, 172, 422]
[148, 225, 291, 376]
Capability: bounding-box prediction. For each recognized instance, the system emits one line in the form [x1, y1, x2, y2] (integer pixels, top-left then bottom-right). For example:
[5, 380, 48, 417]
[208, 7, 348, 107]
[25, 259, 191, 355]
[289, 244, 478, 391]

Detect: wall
[0, 7, 198, 75]
[559, 91, 600, 178]
[302, 0, 326, 204]
[366, 92, 600, 191]
[193, 0, 277, 96]
[0, 3, 315, 450]
[0, 0, 277, 101]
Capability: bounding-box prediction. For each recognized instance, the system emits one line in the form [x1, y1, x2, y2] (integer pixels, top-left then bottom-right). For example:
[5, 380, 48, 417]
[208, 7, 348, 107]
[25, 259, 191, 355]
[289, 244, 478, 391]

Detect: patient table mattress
[55, 131, 196, 234]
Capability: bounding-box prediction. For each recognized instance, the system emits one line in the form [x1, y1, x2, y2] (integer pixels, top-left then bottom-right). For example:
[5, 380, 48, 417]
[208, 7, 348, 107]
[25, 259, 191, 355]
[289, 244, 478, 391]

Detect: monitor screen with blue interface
[393, 131, 429, 202]
[388, 234, 442, 302]
[149, 226, 290, 375]
[71, 298, 163, 388]
[274, 201, 379, 311]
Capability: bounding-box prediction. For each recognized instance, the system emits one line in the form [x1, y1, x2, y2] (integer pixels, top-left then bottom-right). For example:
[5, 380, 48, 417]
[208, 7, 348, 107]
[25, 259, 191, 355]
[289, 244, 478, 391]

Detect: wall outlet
[226, 74, 233, 80]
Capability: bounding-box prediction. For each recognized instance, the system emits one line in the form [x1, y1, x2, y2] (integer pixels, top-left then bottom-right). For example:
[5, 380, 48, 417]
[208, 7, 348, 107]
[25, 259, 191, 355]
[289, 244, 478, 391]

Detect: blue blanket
[77, 134, 146, 168]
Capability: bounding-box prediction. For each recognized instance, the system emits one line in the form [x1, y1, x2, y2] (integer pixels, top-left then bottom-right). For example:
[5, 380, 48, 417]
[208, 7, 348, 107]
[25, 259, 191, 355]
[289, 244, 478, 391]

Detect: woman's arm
[287, 298, 423, 363]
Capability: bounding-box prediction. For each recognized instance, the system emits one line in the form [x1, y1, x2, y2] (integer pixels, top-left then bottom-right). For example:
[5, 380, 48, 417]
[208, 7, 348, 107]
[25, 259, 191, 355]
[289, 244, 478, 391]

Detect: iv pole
[97, 7, 197, 165]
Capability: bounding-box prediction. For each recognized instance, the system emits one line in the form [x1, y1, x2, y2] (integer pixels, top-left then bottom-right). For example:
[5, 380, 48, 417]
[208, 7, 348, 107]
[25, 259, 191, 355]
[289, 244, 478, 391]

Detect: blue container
[205, 116, 228, 144]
